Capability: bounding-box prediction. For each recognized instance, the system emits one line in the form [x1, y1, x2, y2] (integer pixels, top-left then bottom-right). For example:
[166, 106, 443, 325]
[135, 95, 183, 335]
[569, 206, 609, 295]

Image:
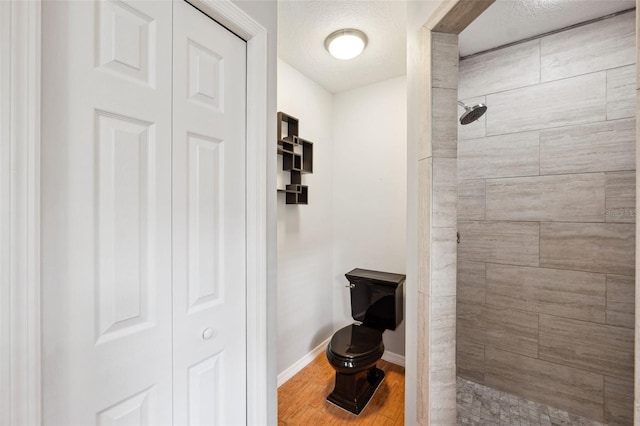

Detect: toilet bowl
[326, 268, 405, 415]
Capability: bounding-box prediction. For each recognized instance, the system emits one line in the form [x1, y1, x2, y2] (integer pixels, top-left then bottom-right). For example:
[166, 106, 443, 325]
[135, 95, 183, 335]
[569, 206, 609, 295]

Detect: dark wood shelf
[278, 111, 313, 205]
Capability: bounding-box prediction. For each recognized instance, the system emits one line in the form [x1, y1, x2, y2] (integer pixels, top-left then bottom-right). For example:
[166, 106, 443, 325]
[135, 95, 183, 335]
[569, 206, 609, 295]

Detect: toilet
[326, 268, 405, 415]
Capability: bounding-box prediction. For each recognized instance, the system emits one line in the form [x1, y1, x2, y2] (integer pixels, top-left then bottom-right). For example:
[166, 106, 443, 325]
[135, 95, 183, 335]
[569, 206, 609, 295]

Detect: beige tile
[457, 302, 539, 358]
[459, 39, 540, 99]
[539, 314, 634, 379]
[432, 87, 457, 158]
[457, 259, 485, 304]
[418, 159, 431, 296]
[431, 295, 456, 330]
[606, 171, 636, 224]
[607, 65, 636, 120]
[458, 131, 539, 180]
[430, 32, 458, 90]
[431, 227, 457, 297]
[432, 158, 457, 228]
[487, 72, 606, 136]
[540, 11, 635, 82]
[456, 339, 485, 384]
[485, 347, 605, 422]
[430, 325, 456, 367]
[606, 275, 635, 329]
[457, 179, 485, 221]
[458, 96, 486, 141]
[458, 221, 539, 267]
[486, 264, 606, 323]
[540, 118, 635, 175]
[604, 375, 633, 426]
[540, 223, 635, 276]
[429, 365, 456, 425]
[486, 173, 605, 222]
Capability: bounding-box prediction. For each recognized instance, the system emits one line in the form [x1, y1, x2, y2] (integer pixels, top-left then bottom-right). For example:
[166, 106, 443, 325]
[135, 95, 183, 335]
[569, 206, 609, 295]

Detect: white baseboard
[382, 350, 405, 367]
[277, 337, 331, 387]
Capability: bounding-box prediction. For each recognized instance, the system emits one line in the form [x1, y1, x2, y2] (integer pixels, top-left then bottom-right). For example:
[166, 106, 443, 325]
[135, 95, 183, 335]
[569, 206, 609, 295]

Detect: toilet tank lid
[345, 268, 406, 288]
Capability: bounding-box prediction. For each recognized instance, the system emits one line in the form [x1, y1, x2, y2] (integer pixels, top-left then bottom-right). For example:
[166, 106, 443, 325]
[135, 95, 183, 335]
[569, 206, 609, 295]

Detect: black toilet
[326, 268, 405, 415]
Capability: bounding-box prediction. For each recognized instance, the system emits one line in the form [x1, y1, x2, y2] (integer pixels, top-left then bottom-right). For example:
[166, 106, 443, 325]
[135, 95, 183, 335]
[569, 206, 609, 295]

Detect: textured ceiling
[278, 0, 636, 94]
[460, 0, 635, 57]
[278, 0, 407, 94]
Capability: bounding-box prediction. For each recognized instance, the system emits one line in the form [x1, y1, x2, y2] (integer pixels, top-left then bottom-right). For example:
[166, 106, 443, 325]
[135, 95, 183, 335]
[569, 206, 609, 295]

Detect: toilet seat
[326, 324, 384, 373]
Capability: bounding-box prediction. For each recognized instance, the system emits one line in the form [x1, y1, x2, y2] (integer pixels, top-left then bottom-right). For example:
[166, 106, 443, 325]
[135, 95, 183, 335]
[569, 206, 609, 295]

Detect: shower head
[458, 101, 487, 125]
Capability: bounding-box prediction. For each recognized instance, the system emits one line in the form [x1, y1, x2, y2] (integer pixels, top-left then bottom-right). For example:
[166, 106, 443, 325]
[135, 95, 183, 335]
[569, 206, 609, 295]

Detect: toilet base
[327, 366, 384, 415]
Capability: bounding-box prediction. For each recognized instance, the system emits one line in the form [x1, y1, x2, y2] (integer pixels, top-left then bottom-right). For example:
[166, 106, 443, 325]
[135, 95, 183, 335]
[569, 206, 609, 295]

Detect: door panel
[42, 1, 173, 424]
[172, 2, 247, 425]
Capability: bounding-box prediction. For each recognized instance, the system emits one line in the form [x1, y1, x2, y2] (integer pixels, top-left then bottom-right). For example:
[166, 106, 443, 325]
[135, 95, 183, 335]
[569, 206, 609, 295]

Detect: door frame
[0, 0, 269, 424]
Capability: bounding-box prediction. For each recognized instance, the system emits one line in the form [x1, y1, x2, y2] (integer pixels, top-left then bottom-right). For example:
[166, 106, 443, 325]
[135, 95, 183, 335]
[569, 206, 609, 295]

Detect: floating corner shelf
[277, 111, 313, 205]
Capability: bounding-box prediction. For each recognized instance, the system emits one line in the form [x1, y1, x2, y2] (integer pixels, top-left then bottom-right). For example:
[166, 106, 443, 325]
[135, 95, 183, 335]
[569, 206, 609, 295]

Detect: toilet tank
[345, 268, 405, 331]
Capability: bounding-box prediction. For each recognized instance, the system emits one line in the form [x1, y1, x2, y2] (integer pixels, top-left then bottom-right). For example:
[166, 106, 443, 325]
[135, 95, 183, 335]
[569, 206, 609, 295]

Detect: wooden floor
[278, 354, 405, 425]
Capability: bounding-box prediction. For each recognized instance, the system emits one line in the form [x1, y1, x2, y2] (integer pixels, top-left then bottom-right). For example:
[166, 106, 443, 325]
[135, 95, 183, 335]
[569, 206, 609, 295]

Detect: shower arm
[457, 101, 469, 110]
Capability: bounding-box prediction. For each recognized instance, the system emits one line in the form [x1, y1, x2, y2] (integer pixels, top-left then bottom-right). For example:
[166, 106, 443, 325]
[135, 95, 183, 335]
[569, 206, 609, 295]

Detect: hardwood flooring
[278, 354, 405, 425]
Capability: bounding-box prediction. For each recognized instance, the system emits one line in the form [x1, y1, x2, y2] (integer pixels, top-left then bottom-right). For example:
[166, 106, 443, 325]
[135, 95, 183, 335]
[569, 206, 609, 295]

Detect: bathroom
[276, 0, 637, 425]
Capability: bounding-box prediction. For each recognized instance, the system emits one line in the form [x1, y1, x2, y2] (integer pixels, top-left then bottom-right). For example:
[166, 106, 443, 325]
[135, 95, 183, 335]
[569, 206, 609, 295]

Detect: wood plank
[539, 314, 634, 379]
[540, 12, 635, 82]
[484, 347, 605, 422]
[428, 0, 496, 34]
[540, 223, 635, 276]
[458, 131, 539, 180]
[539, 118, 635, 175]
[486, 72, 606, 136]
[458, 221, 539, 266]
[486, 264, 606, 323]
[486, 173, 605, 222]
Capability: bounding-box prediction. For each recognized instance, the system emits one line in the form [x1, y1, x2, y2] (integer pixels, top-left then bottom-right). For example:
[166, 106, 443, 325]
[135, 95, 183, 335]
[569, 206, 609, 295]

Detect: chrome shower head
[458, 101, 487, 125]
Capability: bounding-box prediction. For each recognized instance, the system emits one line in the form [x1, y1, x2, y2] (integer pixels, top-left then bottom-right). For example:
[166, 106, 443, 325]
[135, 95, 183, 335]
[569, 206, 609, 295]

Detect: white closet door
[42, 1, 173, 424]
[171, 2, 247, 425]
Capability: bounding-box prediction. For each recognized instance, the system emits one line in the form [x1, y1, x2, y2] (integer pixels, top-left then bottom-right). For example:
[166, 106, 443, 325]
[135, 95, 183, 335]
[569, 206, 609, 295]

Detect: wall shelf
[277, 111, 313, 205]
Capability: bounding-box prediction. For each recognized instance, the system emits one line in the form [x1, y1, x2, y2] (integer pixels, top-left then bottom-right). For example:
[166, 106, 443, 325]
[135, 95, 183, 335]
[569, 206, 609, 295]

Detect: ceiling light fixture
[324, 29, 368, 60]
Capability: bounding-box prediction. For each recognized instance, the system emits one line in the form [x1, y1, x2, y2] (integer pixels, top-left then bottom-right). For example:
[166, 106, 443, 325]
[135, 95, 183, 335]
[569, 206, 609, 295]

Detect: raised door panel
[42, 1, 172, 424]
[172, 1, 247, 424]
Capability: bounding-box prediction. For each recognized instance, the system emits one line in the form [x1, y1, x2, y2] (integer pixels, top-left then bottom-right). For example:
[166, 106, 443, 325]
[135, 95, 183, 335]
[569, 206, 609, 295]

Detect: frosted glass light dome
[324, 29, 368, 60]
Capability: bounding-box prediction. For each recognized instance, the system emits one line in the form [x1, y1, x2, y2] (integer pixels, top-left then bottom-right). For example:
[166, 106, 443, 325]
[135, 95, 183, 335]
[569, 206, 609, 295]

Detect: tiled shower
[455, 11, 635, 425]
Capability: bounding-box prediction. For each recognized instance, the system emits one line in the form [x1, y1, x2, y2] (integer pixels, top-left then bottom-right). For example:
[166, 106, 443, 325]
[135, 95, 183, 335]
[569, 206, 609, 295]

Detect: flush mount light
[324, 29, 368, 60]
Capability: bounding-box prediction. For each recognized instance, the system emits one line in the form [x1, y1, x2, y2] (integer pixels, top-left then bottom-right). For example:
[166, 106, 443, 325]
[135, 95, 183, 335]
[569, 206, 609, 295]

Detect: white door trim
[1, 0, 41, 424]
[1, 0, 269, 424]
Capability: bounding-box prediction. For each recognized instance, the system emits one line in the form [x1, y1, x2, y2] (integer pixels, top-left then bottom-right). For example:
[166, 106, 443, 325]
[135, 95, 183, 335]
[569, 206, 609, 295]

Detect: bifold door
[41, 1, 246, 424]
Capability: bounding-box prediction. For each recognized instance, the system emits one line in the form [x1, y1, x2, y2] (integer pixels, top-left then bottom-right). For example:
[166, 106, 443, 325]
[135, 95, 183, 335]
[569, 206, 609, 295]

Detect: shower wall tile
[457, 259, 485, 304]
[418, 158, 431, 296]
[456, 339, 485, 383]
[607, 65, 636, 120]
[485, 264, 606, 323]
[458, 221, 539, 266]
[539, 314, 634, 379]
[429, 365, 457, 425]
[430, 227, 457, 297]
[540, 11, 635, 82]
[540, 223, 635, 276]
[484, 347, 605, 422]
[486, 72, 606, 136]
[606, 274, 635, 329]
[458, 39, 540, 99]
[433, 158, 457, 228]
[457, 302, 539, 358]
[539, 118, 636, 175]
[458, 131, 539, 180]
[604, 376, 634, 426]
[458, 96, 486, 141]
[485, 174, 605, 222]
[430, 32, 458, 90]
[605, 171, 636, 224]
[431, 295, 456, 330]
[458, 179, 485, 221]
[432, 87, 458, 158]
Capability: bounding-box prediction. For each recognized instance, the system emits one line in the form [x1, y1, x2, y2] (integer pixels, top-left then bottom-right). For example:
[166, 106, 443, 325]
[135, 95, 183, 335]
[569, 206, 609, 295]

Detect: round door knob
[202, 328, 215, 340]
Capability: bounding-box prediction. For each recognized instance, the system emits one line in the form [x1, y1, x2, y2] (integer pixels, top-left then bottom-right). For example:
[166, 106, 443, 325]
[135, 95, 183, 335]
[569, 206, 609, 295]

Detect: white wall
[276, 59, 335, 375]
[332, 76, 408, 356]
